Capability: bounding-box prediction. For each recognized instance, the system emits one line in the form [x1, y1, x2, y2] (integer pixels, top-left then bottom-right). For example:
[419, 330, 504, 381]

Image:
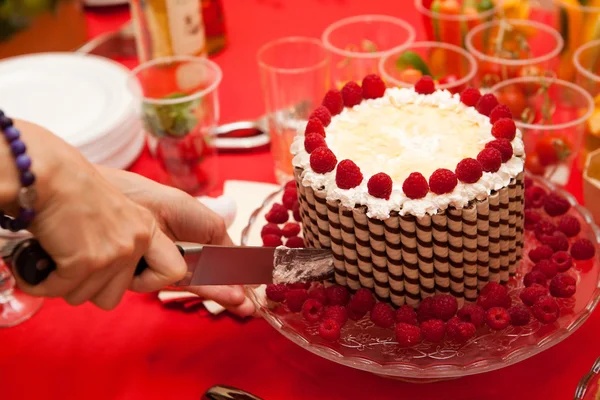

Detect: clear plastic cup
[491, 76, 594, 185]
[379, 41, 477, 94]
[415, 0, 500, 49]
[465, 19, 564, 88]
[128, 56, 222, 196]
[257, 37, 330, 184]
[321, 15, 415, 89]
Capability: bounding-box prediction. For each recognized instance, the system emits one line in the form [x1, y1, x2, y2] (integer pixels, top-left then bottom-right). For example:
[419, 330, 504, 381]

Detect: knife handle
[12, 238, 185, 286]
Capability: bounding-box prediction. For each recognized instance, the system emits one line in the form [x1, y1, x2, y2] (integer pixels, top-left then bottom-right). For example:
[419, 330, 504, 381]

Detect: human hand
[99, 166, 256, 317]
[6, 121, 187, 310]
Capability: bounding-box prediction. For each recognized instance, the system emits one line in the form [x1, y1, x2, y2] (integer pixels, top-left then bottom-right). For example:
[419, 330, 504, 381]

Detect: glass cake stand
[241, 175, 600, 380]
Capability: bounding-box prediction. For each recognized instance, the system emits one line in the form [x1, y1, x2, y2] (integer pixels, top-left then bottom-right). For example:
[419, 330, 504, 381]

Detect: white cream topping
[291, 87, 525, 219]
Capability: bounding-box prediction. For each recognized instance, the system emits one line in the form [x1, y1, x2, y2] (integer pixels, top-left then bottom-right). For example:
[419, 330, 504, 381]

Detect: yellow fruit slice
[587, 106, 600, 137]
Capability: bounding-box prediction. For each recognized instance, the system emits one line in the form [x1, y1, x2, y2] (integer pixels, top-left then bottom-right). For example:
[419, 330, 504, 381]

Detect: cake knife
[2, 238, 334, 287]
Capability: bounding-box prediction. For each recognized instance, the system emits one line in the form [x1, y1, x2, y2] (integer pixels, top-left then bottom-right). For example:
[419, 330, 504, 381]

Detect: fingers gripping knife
[2, 239, 334, 286]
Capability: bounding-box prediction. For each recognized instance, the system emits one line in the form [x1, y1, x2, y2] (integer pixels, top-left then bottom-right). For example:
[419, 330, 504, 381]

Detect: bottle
[130, 0, 207, 63]
[202, 0, 227, 55]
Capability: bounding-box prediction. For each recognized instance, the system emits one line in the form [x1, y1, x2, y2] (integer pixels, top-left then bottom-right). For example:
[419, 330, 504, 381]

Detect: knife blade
[2, 238, 335, 286]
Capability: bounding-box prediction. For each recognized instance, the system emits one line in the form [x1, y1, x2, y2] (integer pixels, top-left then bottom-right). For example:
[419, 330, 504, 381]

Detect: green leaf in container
[395, 51, 432, 76]
[141, 92, 201, 138]
[476, 0, 494, 12]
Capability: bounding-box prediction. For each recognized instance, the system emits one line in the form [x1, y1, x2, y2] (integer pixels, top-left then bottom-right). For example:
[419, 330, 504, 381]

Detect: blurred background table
[0, 1, 595, 399]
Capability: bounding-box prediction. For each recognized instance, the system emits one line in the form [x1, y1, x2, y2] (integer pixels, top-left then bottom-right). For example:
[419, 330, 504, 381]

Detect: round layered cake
[291, 75, 525, 307]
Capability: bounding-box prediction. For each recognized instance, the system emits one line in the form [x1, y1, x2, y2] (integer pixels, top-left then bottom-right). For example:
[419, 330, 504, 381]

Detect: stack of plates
[0, 53, 145, 170]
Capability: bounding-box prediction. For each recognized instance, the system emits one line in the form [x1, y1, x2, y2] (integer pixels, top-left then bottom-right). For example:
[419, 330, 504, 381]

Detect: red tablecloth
[1, 2, 596, 399]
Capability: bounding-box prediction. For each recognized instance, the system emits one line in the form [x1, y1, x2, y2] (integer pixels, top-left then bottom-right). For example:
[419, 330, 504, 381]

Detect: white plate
[0, 53, 135, 150]
[94, 129, 146, 170]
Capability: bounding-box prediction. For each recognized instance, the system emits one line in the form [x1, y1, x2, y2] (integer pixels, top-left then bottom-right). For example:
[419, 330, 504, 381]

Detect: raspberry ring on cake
[291, 74, 525, 308]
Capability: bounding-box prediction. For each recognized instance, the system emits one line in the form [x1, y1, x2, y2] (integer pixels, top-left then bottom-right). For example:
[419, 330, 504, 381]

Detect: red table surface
[1, 2, 595, 399]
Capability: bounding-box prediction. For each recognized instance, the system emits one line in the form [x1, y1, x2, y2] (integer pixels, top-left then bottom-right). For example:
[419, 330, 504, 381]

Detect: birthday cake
[291, 74, 525, 307]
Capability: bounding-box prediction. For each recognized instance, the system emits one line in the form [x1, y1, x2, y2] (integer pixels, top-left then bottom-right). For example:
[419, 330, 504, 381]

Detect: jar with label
[130, 0, 207, 62]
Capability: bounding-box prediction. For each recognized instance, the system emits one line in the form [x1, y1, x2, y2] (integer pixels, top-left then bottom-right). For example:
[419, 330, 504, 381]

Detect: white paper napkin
[159, 180, 280, 313]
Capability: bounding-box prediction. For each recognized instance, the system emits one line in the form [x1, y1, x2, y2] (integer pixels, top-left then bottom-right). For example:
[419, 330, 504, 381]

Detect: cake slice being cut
[291, 75, 525, 308]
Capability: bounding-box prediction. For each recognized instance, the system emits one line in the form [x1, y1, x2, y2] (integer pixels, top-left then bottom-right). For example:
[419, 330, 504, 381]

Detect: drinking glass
[321, 15, 415, 89]
[556, 0, 600, 81]
[491, 76, 594, 185]
[257, 37, 330, 184]
[379, 41, 477, 94]
[465, 19, 563, 88]
[574, 39, 600, 168]
[415, 0, 500, 50]
[128, 56, 221, 196]
[0, 259, 43, 328]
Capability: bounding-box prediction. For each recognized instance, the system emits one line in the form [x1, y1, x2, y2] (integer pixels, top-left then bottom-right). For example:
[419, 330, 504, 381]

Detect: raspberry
[491, 118, 517, 141]
[489, 104, 513, 124]
[477, 148, 502, 173]
[395, 304, 418, 325]
[457, 303, 485, 328]
[524, 209, 542, 230]
[508, 304, 531, 326]
[543, 193, 571, 217]
[476, 93, 499, 116]
[455, 158, 483, 183]
[414, 76, 436, 95]
[287, 283, 310, 290]
[369, 302, 395, 328]
[302, 298, 325, 322]
[282, 222, 301, 238]
[395, 323, 421, 347]
[265, 203, 289, 224]
[367, 172, 393, 199]
[323, 305, 348, 326]
[529, 245, 554, 263]
[431, 294, 458, 321]
[336, 159, 363, 189]
[485, 307, 511, 330]
[447, 317, 476, 343]
[322, 89, 344, 115]
[477, 282, 511, 310]
[525, 186, 547, 209]
[539, 231, 569, 252]
[292, 203, 301, 222]
[523, 270, 548, 288]
[558, 215, 581, 237]
[362, 74, 386, 99]
[285, 181, 296, 191]
[417, 296, 436, 322]
[460, 87, 481, 107]
[571, 238, 596, 261]
[261, 223, 282, 238]
[420, 319, 446, 343]
[285, 236, 305, 248]
[304, 117, 326, 137]
[549, 274, 576, 298]
[310, 147, 337, 174]
[402, 172, 429, 199]
[531, 295, 559, 324]
[319, 318, 341, 341]
[326, 285, 350, 306]
[285, 288, 308, 312]
[524, 176, 533, 188]
[266, 284, 289, 302]
[534, 259, 558, 279]
[341, 81, 363, 107]
[304, 132, 327, 153]
[552, 251, 573, 272]
[309, 106, 332, 127]
[485, 139, 513, 163]
[262, 234, 283, 247]
[282, 190, 298, 210]
[429, 168, 458, 194]
[519, 283, 548, 306]
[308, 285, 328, 305]
[348, 288, 375, 314]
[347, 307, 367, 321]
[534, 220, 556, 242]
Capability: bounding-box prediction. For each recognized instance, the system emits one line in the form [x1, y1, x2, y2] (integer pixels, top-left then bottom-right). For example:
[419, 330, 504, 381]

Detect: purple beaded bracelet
[0, 110, 36, 232]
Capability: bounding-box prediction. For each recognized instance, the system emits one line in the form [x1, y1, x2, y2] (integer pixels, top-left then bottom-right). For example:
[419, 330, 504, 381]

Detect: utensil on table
[201, 385, 263, 400]
[2, 238, 333, 287]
